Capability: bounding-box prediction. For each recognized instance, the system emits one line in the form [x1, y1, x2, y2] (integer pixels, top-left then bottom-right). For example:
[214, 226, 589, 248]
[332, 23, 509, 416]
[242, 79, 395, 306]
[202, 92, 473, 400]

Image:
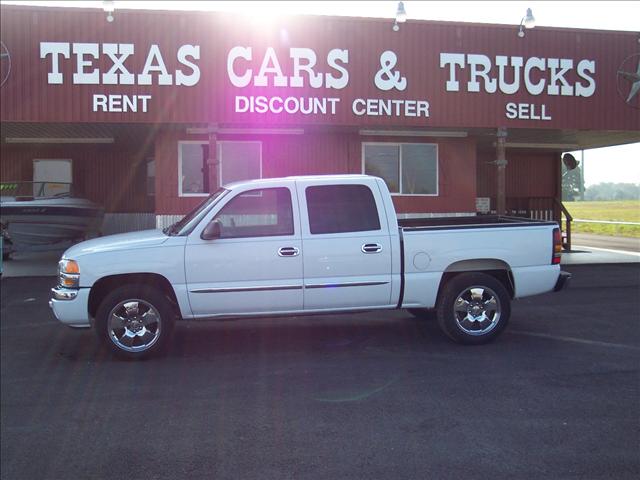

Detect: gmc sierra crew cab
[50, 175, 570, 358]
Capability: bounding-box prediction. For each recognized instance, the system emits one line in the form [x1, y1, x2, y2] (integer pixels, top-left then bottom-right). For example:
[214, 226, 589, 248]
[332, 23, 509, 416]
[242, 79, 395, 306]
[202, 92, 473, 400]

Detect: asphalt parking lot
[1, 264, 639, 480]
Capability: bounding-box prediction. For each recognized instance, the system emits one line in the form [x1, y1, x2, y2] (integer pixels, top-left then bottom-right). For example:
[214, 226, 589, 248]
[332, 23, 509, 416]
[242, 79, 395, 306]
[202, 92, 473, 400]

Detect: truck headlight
[58, 259, 80, 288]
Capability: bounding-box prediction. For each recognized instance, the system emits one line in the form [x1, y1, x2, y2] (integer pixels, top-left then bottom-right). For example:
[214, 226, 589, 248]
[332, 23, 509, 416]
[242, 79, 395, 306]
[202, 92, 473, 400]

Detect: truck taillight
[552, 228, 562, 265]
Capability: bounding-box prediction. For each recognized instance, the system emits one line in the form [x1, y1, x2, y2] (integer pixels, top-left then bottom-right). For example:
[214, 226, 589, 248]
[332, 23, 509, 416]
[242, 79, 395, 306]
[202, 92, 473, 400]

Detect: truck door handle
[278, 247, 300, 257]
[361, 243, 382, 254]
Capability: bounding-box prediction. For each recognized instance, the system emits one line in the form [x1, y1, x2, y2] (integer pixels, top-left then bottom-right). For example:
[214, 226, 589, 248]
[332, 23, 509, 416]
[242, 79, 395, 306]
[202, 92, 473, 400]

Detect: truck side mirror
[201, 220, 221, 240]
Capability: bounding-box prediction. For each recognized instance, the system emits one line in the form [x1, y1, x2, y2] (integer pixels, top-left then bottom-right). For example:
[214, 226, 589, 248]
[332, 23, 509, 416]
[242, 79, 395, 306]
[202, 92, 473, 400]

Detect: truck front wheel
[95, 285, 175, 359]
[436, 273, 510, 345]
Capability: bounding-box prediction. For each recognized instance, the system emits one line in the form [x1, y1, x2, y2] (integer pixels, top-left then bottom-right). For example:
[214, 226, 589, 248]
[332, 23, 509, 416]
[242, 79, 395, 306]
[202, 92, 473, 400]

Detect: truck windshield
[163, 188, 228, 236]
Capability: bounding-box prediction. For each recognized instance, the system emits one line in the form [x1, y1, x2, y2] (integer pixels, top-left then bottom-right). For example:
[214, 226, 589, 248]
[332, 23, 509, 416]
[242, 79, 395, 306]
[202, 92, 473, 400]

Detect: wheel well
[436, 268, 515, 305]
[88, 273, 181, 320]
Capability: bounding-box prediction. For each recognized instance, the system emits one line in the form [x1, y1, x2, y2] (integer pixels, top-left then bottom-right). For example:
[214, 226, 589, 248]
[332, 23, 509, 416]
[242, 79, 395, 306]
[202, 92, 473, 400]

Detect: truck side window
[306, 185, 381, 234]
[213, 188, 294, 238]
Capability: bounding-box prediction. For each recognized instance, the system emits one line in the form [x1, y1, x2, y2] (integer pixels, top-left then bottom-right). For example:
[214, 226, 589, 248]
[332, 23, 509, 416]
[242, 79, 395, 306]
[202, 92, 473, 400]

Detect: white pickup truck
[50, 175, 570, 358]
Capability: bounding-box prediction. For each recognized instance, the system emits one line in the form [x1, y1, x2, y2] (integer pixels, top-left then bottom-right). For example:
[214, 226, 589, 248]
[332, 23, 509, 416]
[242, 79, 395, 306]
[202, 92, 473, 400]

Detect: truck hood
[63, 229, 169, 258]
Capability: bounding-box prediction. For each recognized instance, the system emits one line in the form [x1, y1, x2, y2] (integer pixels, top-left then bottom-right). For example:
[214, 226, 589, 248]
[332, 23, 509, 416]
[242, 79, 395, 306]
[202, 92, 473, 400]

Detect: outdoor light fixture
[103, 0, 115, 23]
[393, 1, 407, 32]
[517, 8, 535, 38]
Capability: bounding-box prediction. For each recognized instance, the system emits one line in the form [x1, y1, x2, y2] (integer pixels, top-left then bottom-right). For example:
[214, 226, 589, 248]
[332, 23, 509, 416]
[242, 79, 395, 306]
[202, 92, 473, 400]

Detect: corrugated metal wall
[154, 128, 478, 215]
[476, 150, 559, 198]
[0, 143, 154, 213]
[476, 149, 560, 219]
[0, 130, 559, 218]
[4, 5, 615, 227]
[154, 129, 362, 215]
[1, 5, 638, 131]
[102, 213, 156, 234]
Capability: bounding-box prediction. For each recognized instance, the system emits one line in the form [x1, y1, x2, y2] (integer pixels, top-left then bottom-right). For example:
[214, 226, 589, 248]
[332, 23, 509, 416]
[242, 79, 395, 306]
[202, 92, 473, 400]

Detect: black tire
[436, 272, 510, 345]
[95, 285, 175, 359]
[407, 308, 436, 320]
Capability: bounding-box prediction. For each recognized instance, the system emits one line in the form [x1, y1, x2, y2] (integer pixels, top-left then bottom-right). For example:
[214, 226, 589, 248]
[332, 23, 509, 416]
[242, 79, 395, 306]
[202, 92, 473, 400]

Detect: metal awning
[2, 122, 639, 152]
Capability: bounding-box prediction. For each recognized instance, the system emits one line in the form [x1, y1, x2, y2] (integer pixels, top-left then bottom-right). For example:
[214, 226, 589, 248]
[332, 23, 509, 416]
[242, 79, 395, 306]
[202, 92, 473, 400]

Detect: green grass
[564, 200, 640, 238]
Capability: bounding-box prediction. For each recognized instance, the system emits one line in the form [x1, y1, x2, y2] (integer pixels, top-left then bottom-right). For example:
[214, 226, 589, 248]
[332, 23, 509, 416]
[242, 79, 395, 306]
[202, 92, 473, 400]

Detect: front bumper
[49, 287, 91, 328]
[554, 271, 572, 292]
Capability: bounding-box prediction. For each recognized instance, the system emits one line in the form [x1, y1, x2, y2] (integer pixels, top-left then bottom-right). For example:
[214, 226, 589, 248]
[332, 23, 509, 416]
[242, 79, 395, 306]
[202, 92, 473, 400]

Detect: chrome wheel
[453, 286, 501, 336]
[107, 299, 162, 353]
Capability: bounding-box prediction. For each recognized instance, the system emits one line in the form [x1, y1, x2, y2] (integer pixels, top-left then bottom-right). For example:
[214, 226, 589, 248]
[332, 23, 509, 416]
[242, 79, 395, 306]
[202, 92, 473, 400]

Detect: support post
[207, 125, 218, 193]
[580, 149, 585, 201]
[496, 127, 508, 216]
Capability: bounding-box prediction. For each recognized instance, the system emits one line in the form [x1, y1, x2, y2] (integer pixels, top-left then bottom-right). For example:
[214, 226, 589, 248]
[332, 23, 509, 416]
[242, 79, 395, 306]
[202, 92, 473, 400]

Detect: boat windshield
[163, 188, 228, 236]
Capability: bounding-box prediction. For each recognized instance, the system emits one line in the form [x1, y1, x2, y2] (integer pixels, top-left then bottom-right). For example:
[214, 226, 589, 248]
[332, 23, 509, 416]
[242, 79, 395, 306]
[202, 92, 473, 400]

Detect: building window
[218, 141, 262, 186]
[305, 184, 381, 234]
[213, 188, 293, 238]
[179, 142, 208, 196]
[178, 141, 262, 197]
[363, 143, 438, 195]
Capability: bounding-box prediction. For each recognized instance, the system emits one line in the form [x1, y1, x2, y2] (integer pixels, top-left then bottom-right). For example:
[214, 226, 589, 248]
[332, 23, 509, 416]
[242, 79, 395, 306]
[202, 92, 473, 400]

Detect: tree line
[562, 167, 639, 201]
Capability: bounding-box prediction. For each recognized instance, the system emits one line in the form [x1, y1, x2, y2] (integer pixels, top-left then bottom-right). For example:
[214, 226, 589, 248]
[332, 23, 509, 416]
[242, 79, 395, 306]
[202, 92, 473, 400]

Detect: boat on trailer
[0, 182, 104, 254]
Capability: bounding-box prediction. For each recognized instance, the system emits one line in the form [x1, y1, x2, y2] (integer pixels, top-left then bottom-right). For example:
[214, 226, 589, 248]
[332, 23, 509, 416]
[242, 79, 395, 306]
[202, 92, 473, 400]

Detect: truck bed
[398, 215, 558, 231]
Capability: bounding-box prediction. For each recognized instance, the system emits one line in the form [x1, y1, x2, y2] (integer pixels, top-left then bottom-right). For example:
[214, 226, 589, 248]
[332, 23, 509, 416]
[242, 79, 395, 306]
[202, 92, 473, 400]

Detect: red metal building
[1, 5, 639, 236]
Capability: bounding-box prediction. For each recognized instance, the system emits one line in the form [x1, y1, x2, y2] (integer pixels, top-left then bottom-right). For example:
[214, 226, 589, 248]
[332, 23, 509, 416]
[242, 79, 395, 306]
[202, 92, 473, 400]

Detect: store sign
[440, 53, 596, 121]
[228, 46, 430, 118]
[226, 46, 597, 122]
[39, 42, 201, 85]
[37, 41, 597, 121]
[40, 42, 200, 112]
[439, 54, 596, 97]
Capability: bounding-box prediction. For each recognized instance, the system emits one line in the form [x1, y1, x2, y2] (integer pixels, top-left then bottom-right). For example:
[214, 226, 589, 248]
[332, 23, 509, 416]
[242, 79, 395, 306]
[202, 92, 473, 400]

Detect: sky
[2, 0, 639, 186]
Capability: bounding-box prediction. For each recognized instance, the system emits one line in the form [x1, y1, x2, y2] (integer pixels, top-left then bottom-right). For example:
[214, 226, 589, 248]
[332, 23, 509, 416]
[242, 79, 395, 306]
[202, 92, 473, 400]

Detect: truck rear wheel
[95, 285, 175, 359]
[436, 273, 510, 345]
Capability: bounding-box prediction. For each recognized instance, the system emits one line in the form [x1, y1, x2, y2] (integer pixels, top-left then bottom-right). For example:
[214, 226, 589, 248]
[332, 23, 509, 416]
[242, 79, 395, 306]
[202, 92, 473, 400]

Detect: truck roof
[222, 174, 374, 190]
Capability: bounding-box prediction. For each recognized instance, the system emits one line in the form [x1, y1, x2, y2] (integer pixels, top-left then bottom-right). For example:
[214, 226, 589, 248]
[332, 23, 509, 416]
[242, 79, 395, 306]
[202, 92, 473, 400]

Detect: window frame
[178, 140, 263, 197]
[304, 184, 382, 235]
[146, 157, 155, 197]
[178, 140, 209, 198]
[212, 187, 295, 239]
[361, 142, 439, 197]
[217, 140, 263, 187]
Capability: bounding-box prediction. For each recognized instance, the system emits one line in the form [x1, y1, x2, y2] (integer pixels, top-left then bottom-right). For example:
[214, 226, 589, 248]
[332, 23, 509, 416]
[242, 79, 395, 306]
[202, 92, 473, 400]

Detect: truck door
[295, 179, 393, 311]
[185, 186, 303, 316]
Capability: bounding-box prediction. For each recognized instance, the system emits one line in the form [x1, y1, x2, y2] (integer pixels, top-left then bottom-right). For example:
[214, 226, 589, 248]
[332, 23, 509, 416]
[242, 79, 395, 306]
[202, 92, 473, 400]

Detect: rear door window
[305, 185, 381, 234]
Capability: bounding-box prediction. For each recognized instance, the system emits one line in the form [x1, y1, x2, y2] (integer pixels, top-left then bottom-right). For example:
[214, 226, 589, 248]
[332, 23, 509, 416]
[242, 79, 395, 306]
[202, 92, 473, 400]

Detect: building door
[33, 159, 72, 197]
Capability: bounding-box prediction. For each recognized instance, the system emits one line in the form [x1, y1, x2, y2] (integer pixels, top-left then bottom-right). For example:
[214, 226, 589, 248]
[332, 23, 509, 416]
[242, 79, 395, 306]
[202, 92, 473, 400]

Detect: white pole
[580, 150, 585, 201]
